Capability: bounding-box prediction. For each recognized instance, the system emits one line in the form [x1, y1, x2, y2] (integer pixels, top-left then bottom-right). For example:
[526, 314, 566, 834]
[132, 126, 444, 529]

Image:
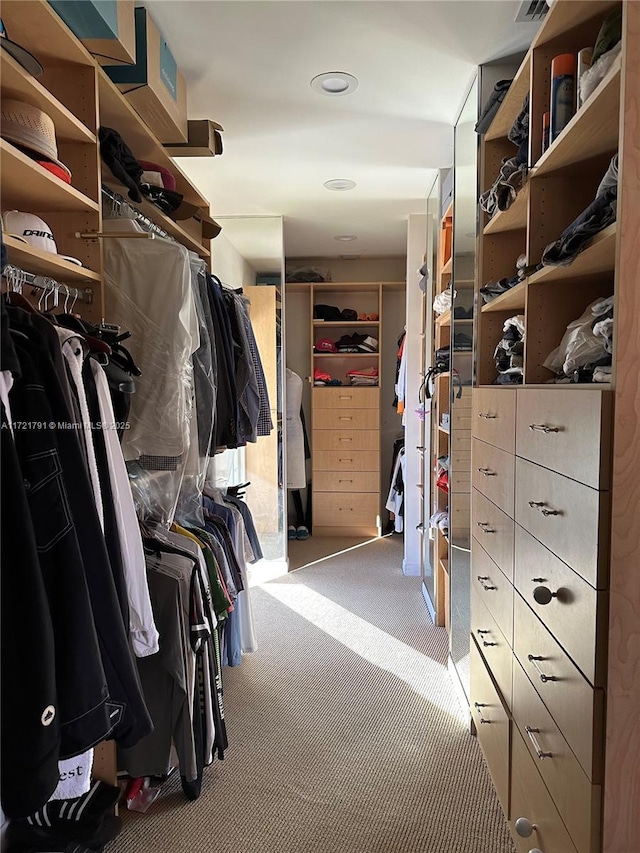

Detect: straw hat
[1, 99, 72, 183]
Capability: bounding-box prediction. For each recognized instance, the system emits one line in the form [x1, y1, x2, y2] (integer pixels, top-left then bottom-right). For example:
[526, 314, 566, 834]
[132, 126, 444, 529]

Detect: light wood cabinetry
[309, 283, 392, 537]
[470, 5, 640, 851]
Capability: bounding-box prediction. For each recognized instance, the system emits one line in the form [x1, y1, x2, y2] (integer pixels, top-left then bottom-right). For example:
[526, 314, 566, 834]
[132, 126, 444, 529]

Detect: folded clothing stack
[543, 295, 614, 383]
[313, 368, 342, 386]
[314, 304, 358, 321]
[480, 253, 537, 304]
[429, 510, 449, 537]
[479, 93, 529, 219]
[347, 366, 378, 386]
[314, 334, 378, 353]
[493, 315, 525, 385]
[433, 288, 454, 315]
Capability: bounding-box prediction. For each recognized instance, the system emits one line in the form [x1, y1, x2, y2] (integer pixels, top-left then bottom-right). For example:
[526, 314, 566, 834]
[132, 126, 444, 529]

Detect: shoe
[296, 526, 310, 540]
[288, 525, 297, 540]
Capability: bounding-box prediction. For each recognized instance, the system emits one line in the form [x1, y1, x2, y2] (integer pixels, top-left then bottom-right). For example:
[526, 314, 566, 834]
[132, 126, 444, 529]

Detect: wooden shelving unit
[471, 5, 640, 853]
[482, 182, 529, 235]
[3, 235, 101, 285]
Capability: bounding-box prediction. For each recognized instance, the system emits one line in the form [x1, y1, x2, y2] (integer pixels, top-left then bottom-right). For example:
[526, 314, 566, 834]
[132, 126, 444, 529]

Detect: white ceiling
[145, 1, 537, 260]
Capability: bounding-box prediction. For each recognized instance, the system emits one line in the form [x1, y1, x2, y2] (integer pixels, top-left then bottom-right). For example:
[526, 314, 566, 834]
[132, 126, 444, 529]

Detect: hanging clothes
[286, 368, 306, 489]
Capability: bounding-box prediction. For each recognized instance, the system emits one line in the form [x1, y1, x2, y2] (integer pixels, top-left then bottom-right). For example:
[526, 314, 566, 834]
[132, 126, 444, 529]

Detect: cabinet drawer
[471, 586, 512, 710]
[516, 389, 612, 489]
[314, 471, 379, 493]
[512, 661, 601, 853]
[472, 387, 516, 453]
[515, 458, 610, 589]
[313, 408, 378, 431]
[313, 450, 379, 472]
[313, 430, 379, 452]
[513, 593, 604, 783]
[471, 488, 514, 582]
[515, 526, 607, 685]
[472, 438, 515, 517]
[510, 727, 579, 853]
[313, 387, 379, 409]
[470, 638, 510, 817]
[314, 492, 379, 527]
[471, 540, 513, 646]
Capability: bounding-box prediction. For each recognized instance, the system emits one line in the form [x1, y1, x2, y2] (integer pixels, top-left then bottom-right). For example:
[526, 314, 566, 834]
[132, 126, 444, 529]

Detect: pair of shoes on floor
[288, 525, 310, 540]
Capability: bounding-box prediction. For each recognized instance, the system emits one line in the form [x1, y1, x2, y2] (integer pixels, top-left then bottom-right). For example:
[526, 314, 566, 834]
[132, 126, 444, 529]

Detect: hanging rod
[99, 185, 173, 241]
[75, 231, 155, 240]
[2, 264, 93, 305]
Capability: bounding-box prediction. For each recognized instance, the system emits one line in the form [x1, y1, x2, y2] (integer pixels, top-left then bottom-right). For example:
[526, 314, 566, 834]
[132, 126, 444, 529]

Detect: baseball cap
[138, 160, 177, 191]
[2, 211, 83, 266]
[0, 19, 43, 77]
[315, 338, 337, 353]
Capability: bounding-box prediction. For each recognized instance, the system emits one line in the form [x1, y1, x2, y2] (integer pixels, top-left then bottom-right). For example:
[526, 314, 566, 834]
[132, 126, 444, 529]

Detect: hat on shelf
[1, 210, 83, 266]
[99, 126, 144, 203]
[1, 99, 72, 183]
[138, 160, 177, 191]
[0, 19, 43, 77]
[315, 338, 337, 353]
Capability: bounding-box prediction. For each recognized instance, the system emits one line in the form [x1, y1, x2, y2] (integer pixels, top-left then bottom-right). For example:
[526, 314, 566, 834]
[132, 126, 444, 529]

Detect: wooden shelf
[485, 54, 531, 142]
[436, 310, 451, 326]
[439, 558, 449, 576]
[309, 281, 401, 291]
[313, 320, 379, 327]
[441, 257, 453, 275]
[528, 224, 617, 286]
[438, 425, 450, 435]
[481, 280, 526, 313]
[531, 0, 620, 49]
[2, 235, 101, 285]
[0, 139, 99, 213]
[97, 68, 208, 209]
[483, 183, 529, 235]
[1, 51, 95, 144]
[1, 0, 95, 67]
[533, 56, 621, 177]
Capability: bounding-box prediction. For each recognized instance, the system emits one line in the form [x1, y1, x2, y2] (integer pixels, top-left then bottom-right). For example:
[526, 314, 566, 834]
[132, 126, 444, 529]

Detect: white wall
[211, 232, 258, 287]
[286, 256, 405, 283]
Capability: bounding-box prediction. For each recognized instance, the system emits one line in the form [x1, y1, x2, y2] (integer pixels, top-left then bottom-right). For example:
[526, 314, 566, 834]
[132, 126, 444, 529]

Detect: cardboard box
[104, 7, 188, 144]
[49, 0, 136, 65]
[164, 120, 224, 158]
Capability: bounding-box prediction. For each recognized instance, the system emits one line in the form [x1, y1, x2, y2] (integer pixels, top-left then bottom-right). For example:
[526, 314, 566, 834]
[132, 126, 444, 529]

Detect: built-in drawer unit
[512, 661, 601, 853]
[313, 492, 379, 528]
[515, 388, 612, 489]
[472, 438, 515, 516]
[314, 471, 379, 493]
[513, 592, 605, 783]
[514, 526, 608, 685]
[313, 450, 379, 472]
[472, 387, 516, 453]
[313, 429, 379, 453]
[471, 488, 515, 582]
[313, 387, 380, 409]
[470, 637, 510, 816]
[313, 408, 378, 431]
[471, 539, 513, 646]
[471, 586, 513, 709]
[515, 458, 610, 589]
[510, 728, 579, 853]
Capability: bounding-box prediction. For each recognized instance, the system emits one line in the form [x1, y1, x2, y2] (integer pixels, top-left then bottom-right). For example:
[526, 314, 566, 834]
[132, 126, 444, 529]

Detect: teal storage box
[104, 7, 188, 143]
[49, 0, 136, 65]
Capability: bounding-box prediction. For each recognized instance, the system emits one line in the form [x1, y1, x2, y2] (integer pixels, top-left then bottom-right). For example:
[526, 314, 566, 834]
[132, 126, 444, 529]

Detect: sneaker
[296, 526, 310, 540]
[288, 525, 297, 540]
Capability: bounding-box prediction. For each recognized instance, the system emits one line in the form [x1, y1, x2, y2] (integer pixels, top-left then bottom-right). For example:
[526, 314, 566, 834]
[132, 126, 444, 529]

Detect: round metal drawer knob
[515, 817, 537, 838]
[533, 585, 557, 605]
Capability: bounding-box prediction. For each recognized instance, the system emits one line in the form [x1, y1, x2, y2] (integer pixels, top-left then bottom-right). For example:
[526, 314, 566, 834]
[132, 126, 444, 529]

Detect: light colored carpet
[108, 536, 515, 853]
[287, 534, 377, 571]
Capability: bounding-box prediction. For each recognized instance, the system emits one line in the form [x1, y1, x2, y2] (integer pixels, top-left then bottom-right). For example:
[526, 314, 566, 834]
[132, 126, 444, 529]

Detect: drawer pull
[529, 423, 560, 434]
[477, 629, 490, 635]
[339, 395, 352, 400]
[533, 585, 557, 606]
[416, 445, 426, 452]
[483, 640, 498, 647]
[477, 467, 496, 477]
[476, 522, 495, 534]
[515, 817, 537, 838]
[478, 413, 497, 419]
[338, 458, 353, 462]
[525, 726, 553, 759]
[338, 479, 353, 483]
[477, 575, 497, 591]
[473, 702, 490, 724]
[339, 438, 353, 442]
[528, 500, 560, 516]
[527, 654, 557, 683]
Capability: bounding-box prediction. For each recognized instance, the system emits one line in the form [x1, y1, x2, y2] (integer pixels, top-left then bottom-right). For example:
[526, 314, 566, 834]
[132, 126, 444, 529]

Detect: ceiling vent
[515, 0, 549, 23]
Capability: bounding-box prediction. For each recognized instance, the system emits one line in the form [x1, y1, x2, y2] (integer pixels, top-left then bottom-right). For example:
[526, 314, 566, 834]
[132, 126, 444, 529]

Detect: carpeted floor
[286, 534, 377, 570]
[108, 536, 515, 853]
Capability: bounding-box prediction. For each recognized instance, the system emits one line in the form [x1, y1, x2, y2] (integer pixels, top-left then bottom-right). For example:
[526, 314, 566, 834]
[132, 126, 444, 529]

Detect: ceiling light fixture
[324, 179, 356, 191]
[334, 235, 357, 242]
[311, 71, 359, 96]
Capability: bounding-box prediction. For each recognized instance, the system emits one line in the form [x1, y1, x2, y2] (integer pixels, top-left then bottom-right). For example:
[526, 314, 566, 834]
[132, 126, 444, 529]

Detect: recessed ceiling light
[311, 71, 359, 96]
[324, 179, 357, 191]
[334, 235, 357, 242]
